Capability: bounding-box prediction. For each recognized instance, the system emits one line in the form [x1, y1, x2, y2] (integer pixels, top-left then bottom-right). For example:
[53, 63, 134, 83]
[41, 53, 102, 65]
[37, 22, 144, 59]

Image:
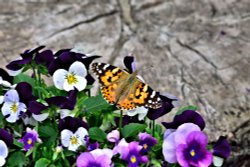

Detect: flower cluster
[0, 46, 230, 167]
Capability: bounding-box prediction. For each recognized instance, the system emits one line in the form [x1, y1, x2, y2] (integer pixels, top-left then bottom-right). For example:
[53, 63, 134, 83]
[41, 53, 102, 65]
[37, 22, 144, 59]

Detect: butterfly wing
[91, 62, 129, 104]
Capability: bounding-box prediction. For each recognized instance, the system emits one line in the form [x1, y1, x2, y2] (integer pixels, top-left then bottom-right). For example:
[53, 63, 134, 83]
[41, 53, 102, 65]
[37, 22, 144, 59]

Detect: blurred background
[0, 0, 249, 166]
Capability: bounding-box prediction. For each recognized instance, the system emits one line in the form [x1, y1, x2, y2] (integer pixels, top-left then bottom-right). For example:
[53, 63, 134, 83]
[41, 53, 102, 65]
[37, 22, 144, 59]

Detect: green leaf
[34, 158, 51, 167]
[122, 123, 147, 138]
[82, 94, 110, 113]
[7, 151, 26, 167]
[89, 127, 107, 142]
[176, 105, 198, 115]
[38, 126, 57, 138]
[13, 73, 35, 87]
[13, 139, 23, 148]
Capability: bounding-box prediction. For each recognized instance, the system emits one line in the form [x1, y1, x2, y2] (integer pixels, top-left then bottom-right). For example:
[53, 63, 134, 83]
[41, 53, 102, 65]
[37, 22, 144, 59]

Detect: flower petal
[69, 61, 87, 77]
[0, 157, 6, 167]
[198, 150, 213, 167]
[174, 123, 200, 146]
[75, 127, 88, 145]
[4, 90, 19, 102]
[6, 113, 19, 123]
[32, 113, 49, 122]
[0, 140, 8, 158]
[73, 76, 87, 91]
[123, 55, 136, 73]
[213, 136, 231, 158]
[213, 155, 224, 167]
[61, 129, 73, 147]
[53, 69, 68, 90]
[162, 131, 177, 163]
[176, 144, 189, 167]
[63, 80, 75, 92]
[1, 102, 12, 116]
[76, 152, 94, 167]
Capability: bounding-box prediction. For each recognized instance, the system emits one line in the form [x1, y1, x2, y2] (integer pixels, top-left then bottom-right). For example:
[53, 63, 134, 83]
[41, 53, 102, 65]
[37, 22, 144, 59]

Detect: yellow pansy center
[66, 73, 77, 85]
[70, 136, 78, 145]
[143, 144, 148, 149]
[190, 149, 195, 157]
[130, 156, 137, 163]
[11, 103, 18, 113]
[27, 138, 32, 145]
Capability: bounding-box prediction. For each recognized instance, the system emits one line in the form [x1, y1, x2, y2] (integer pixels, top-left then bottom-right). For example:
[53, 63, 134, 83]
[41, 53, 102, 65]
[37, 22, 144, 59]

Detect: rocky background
[0, 0, 250, 166]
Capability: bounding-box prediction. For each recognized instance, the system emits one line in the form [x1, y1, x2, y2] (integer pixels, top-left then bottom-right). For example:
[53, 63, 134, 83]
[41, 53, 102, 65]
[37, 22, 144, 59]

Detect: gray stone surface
[0, 0, 250, 165]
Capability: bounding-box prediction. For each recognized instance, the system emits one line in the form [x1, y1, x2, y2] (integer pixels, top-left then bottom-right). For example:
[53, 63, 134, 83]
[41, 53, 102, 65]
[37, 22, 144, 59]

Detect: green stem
[119, 110, 123, 133]
[152, 120, 155, 137]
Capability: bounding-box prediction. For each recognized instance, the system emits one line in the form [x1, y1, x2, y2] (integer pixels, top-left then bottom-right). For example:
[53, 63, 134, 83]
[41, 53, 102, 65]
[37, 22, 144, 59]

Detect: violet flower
[0, 129, 13, 166]
[138, 132, 157, 154]
[76, 149, 113, 167]
[6, 46, 45, 76]
[59, 117, 88, 151]
[114, 139, 148, 167]
[163, 123, 212, 167]
[1, 89, 27, 123]
[18, 128, 41, 151]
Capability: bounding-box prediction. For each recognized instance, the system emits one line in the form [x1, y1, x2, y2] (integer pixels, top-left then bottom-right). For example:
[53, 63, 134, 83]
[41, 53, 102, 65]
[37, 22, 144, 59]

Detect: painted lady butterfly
[91, 62, 162, 110]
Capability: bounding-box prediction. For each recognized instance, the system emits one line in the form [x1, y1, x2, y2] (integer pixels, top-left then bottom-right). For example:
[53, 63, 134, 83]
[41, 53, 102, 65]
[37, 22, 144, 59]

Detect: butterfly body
[92, 62, 161, 110]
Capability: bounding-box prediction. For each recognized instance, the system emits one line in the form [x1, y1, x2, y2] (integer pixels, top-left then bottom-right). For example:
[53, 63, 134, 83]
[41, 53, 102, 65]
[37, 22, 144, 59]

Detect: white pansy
[213, 155, 224, 167]
[61, 127, 88, 151]
[127, 106, 148, 120]
[1, 90, 26, 123]
[53, 61, 87, 92]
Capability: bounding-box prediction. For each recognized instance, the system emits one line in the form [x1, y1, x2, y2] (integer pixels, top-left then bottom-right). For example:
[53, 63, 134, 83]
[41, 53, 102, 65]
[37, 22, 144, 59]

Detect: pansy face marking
[92, 63, 162, 110]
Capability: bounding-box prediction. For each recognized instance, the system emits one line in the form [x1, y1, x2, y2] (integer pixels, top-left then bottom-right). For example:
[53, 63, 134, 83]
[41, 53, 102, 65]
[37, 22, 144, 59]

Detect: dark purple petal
[46, 96, 68, 107]
[162, 110, 205, 130]
[58, 116, 88, 133]
[28, 101, 48, 115]
[16, 82, 37, 104]
[123, 55, 136, 73]
[0, 68, 13, 84]
[0, 128, 13, 147]
[139, 133, 157, 154]
[86, 74, 95, 85]
[87, 142, 99, 151]
[34, 50, 54, 67]
[20, 46, 45, 59]
[147, 95, 176, 120]
[114, 115, 144, 127]
[60, 89, 78, 110]
[213, 136, 231, 158]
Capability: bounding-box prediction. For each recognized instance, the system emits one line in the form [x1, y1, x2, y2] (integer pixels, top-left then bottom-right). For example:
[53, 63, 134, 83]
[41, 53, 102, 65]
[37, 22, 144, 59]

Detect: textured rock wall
[0, 0, 250, 165]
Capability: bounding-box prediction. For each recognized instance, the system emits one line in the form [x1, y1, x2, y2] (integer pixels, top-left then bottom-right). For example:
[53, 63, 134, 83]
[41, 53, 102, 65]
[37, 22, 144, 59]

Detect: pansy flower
[76, 148, 113, 167]
[18, 128, 41, 151]
[59, 117, 88, 151]
[163, 123, 212, 166]
[0, 68, 13, 88]
[6, 46, 45, 76]
[107, 129, 120, 144]
[212, 136, 231, 167]
[49, 50, 100, 85]
[1, 89, 27, 123]
[127, 106, 148, 121]
[138, 132, 157, 154]
[28, 101, 49, 122]
[0, 129, 13, 167]
[114, 139, 148, 167]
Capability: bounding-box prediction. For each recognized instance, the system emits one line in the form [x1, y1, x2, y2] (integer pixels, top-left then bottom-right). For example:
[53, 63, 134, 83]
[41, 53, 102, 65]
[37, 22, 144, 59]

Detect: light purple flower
[53, 61, 88, 91]
[0, 129, 13, 167]
[61, 127, 88, 151]
[76, 148, 113, 167]
[107, 130, 120, 144]
[18, 128, 41, 151]
[163, 123, 212, 167]
[1, 89, 27, 123]
[138, 132, 157, 154]
[114, 139, 148, 167]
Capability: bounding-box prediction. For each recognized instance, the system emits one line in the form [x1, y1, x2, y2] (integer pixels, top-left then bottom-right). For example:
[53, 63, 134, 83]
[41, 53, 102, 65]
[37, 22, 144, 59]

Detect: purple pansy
[0, 68, 13, 87]
[176, 131, 212, 167]
[213, 136, 231, 159]
[162, 110, 206, 130]
[1, 89, 27, 123]
[18, 128, 41, 151]
[0, 129, 13, 166]
[34, 49, 54, 68]
[76, 148, 113, 167]
[123, 55, 136, 73]
[6, 46, 45, 76]
[28, 101, 49, 122]
[59, 117, 88, 151]
[114, 139, 148, 167]
[163, 123, 212, 166]
[138, 132, 157, 154]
